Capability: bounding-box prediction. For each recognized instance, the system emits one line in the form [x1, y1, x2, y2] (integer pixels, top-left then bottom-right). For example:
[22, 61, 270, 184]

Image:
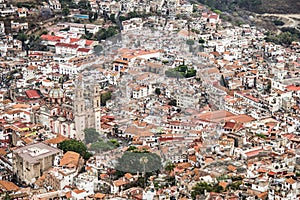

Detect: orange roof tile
[100, 173, 109, 179]
[124, 173, 133, 179]
[45, 134, 68, 144]
[66, 191, 71, 198]
[227, 165, 237, 172]
[73, 189, 85, 194]
[0, 180, 19, 191]
[285, 178, 296, 184]
[60, 151, 80, 167]
[257, 192, 268, 199]
[113, 179, 127, 187]
[0, 148, 7, 156]
[219, 181, 229, 189]
[176, 162, 191, 169]
[94, 193, 106, 199]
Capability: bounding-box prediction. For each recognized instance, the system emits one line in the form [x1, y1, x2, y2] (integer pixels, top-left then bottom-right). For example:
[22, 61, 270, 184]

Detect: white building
[59, 63, 82, 75]
[49, 0, 61, 10]
[68, 23, 100, 34]
[55, 43, 79, 55]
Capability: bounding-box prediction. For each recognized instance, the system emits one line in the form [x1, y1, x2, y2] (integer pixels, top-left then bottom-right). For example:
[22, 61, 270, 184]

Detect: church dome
[49, 83, 64, 99]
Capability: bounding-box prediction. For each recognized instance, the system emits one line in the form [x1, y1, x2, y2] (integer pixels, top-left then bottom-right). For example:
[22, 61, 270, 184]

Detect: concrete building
[12, 142, 62, 184]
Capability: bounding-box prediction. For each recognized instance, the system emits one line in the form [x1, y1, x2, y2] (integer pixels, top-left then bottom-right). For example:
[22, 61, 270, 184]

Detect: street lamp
[140, 156, 148, 188]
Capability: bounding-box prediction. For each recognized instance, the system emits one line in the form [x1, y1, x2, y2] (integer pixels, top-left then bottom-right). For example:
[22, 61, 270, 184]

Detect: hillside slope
[258, 0, 300, 14]
[195, 0, 300, 14]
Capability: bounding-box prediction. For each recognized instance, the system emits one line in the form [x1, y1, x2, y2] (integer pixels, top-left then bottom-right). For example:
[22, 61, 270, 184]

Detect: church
[37, 75, 101, 141]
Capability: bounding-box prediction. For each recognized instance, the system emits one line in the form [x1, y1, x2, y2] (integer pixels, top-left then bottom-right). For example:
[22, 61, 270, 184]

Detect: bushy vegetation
[118, 11, 153, 22]
[115, 147, 162, 173]
[100, 91, 112, 106]
[58, 139, 93, 160]
[265, 28, 299, 46]
[191, 182, 223, 199]
[191, 180, 242, 199]
[164, 162, 176, 173]
[273, 20, 284, 26]
[84, 128, 99, 144]
[165, 65, 197, 78]
[95, 26, 120, 41]
[196, 0, 262, 12]
[89, 138, 117, 152]
[168, 99, 177, 106]
[256, 133, 267, 139]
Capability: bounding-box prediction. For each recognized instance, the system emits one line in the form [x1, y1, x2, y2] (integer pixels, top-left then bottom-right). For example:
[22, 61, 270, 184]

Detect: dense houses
[0, 0, 300, 199]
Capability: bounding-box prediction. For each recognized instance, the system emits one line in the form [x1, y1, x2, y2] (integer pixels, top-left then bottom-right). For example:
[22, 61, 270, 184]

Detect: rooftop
[13, 142, 61, 164]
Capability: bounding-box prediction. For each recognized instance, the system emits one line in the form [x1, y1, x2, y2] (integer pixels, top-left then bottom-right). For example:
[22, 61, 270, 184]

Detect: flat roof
[13, 142, 61, 164]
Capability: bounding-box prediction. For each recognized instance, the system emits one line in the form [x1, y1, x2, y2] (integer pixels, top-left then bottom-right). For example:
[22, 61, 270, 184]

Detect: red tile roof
[85, 40, 94, 46]
[245, 147, 264, 158]
[286, 85, 300, 91]
[70, 38, 80, 43]
[224, 121, 236, 129]
[77, 48, 91, 53]
[25, 90, 41, 99]
[41, 34, 63, 42]
[55, 43, 79, 49]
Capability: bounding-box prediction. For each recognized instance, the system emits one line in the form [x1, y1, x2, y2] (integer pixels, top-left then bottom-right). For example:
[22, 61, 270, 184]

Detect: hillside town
[0, 0, 300, 199]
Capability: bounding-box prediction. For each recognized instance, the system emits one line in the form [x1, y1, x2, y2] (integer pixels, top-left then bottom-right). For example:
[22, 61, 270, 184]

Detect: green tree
[90, 139, 116, 152]
[186, 39, 195, 45]
[93, 12, 98, 20]
[226, 181, 242, 191]
[168, 99, 177, 106]
[199, 38, 205, 44]
[164, 161, 176, 173]
[112, 124, 119, 134]
[58, 139, 92, 160]
[115, 151, 162, 173]
[17, 32, 28, 49]
[3, 193, 10, 200]
[119, 15, 127, 22]
[155, 88, 161, 96]
[177, 65, 188, 72]
[110, 14, 116, 23]
[78, 0, 91, 10]
[127, 11, 138, 19]
[101, 91, 112, 106]
[127, 146, 138, 151]
[213, 9, 222, 15]
[94, 45, 103, 55]
[95, 26, 119, 41]
[186, 69, 197, 78]
[273, 20, 284, 26]
[84, 128, 99, 144]
[109, 139, 120, 147]
[89, 12, 93, 22]
[62, 7, 70, 16]
[191, 182, 224, 199]
[191, 182, 212, 199]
